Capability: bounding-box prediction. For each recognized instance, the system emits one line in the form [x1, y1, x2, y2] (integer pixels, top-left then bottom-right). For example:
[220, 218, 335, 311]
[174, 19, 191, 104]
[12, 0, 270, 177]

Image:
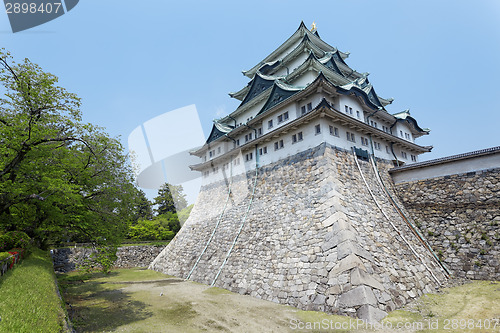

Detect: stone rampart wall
[150, 143, 447, 321]
[51, 245, 164, 273]
[394, 168, 500, 280]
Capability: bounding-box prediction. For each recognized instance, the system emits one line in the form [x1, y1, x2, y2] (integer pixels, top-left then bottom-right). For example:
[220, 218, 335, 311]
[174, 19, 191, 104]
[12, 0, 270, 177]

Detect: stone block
[327, 285, 341, 295]
[338, 285, 377, 307]
[337, 241, 374, 261]
[332, 229, 356, 244]
[329, 254, 366, 276]
[313, 294, 326, 305]
[356, 304, 388, 323]
[350, 267, 384, 290]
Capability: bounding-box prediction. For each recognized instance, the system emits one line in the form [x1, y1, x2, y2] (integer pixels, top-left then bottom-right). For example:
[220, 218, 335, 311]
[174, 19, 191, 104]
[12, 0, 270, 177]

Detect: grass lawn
[0, 248, 68, 333]
[383, 280, 500, 332]
[58, 268, 500, 332]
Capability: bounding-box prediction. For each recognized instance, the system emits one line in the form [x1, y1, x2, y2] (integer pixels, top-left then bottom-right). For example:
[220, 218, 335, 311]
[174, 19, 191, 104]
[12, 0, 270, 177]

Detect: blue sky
[2, 1, 499, 172]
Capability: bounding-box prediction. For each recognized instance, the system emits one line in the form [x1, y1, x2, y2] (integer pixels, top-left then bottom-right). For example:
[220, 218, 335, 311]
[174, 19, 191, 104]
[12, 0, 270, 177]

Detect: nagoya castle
[151, 22, 451, 322]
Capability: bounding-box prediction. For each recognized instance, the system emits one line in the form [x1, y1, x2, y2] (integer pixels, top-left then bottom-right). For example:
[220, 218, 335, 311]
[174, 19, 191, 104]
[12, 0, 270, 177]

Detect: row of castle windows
[204, 120, 419, 174]
[202, 148, 417, 178]
[345, 105, 361, 120]
[401, 131, 412, 141]
[301, 102, 313, 115]
[344, 104, 396, 135]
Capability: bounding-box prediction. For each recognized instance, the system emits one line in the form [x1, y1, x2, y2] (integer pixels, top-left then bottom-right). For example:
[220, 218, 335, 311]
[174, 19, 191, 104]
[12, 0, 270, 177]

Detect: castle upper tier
[191, 22, 431, 181]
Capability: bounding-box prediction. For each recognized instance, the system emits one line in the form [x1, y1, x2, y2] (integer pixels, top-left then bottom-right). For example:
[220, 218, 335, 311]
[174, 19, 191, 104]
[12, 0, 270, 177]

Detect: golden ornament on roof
[311, 21, 317, 33]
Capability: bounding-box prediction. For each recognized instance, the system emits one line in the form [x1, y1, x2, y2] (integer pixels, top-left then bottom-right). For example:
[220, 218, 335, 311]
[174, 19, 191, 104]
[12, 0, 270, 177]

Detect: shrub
[0, 231, 32, 253]
[0, 251, 12, 263]
[128, 213, 179, 241]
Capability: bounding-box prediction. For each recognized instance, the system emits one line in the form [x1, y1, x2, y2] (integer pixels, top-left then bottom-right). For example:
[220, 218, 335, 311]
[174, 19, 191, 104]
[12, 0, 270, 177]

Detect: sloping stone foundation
[150, 143, 447, 320]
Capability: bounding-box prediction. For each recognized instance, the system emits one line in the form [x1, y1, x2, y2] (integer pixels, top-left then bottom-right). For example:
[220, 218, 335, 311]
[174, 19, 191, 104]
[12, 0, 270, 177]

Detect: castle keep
[150, 22, 452, 321]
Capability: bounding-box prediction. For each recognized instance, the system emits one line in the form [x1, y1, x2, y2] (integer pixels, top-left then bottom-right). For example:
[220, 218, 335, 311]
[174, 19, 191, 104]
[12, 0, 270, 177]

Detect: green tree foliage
[154, 183, 187, 215]
[128, 212, 180, 241]
[129, 189, 153, 222]
[178, 204, 194, 225]
[0, 49, 142, 248]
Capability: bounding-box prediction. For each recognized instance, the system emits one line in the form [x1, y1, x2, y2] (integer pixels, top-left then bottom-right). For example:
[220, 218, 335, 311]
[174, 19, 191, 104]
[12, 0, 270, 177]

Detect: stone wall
[52, 245, 164, 273]
[394, 168, 500, 280]
[150, 143, 448, 321]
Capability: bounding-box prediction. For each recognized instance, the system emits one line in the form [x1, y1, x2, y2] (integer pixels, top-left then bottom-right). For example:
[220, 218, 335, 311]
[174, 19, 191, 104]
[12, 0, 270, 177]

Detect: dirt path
[58, 268, 500, 333]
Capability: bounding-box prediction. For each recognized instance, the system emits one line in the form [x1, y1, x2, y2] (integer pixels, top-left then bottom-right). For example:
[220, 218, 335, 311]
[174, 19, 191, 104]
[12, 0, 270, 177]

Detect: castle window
[329, 125, 339, 137]
[236, 139, 240, 146]
[346, 132, 356, 142]
[301, 103, 312, 114]
[259, 146, 268, 155]
[374, 142, 381, 150]
[361, 137, 369, 146]
[356, 111, 360, 119]
[245, 152, 253, 161]
[401, 151, 408, 159]
[258, 128, 262, 136]
[411, 154, 417, 162]
[400, 130, 403, 137]
[274, 140, 284, 150]
[345, 105, 348, 113]
[386, 145, 390, 154]
[315, 124, 321, 134]
[278, 111, 289, 124]
[213, 166, 219, 174]
[233, 157, 240, 165]
[292, 132, 303, 143]
[268, 119, 273, 129]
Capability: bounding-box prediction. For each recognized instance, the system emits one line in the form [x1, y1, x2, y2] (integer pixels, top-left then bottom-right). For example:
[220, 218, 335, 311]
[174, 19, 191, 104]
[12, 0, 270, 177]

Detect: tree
[178, 204, 194, 225]
[128, 213, 180, 241]
[154, 183, 187, 215]
[0, 49, 141, 248]
[129, 189, 153, 223]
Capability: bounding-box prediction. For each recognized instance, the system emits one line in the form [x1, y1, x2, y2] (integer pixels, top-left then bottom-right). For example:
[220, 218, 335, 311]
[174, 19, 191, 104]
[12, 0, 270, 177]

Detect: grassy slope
[0, 248, 66, 333]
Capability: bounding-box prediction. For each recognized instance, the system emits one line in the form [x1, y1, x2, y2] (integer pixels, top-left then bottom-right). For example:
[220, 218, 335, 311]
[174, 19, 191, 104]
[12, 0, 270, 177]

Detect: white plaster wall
[394, 123, 414, 142]
[391, 153, 500, 184]
[339, 95, 365, 121]
[233, 99, 267, 126]
[290, 70, 318, 87]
